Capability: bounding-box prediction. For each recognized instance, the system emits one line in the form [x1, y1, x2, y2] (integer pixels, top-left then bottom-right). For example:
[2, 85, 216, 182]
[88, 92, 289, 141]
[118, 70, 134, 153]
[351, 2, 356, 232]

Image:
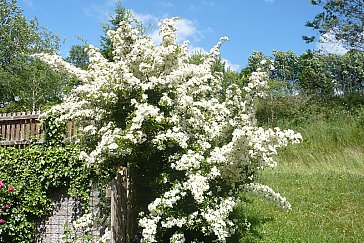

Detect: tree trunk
[111, 166, 138, 243]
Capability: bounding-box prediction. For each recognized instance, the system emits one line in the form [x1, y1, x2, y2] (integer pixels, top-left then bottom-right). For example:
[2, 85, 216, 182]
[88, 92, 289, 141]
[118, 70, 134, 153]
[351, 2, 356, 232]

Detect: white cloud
[264, 0, 275, 3]
[317, 32, 348, 55]
[150, 29, 162, 44]
[83, 0, 119, 21]
[175, 19, 199, 42]
[189, 1, 218, 11]
[189, 4, 197, 11]
[132, 11, 158, 25]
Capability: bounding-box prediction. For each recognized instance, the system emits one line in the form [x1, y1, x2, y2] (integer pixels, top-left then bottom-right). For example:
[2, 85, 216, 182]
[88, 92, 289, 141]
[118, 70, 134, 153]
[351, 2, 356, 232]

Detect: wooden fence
[0, 112, 79, 146]
[0, 112, 133, 243]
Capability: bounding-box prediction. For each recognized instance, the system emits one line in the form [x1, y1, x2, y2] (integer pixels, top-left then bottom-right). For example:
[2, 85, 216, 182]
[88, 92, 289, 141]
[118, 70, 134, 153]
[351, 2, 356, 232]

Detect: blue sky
[18, 0, 339, 71]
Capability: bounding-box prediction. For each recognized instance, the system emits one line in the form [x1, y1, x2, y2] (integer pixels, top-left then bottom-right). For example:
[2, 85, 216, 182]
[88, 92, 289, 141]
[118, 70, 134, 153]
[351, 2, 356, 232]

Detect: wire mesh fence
[35, 187, 108, 243]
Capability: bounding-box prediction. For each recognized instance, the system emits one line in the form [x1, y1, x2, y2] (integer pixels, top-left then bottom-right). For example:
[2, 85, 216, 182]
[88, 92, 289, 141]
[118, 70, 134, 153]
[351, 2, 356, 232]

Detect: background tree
[304, 0, 364, 51]
[271, 50, 300, 95]
[339, 50, 364, 93]
[240, 51, 272, 78]
[17, 59, 69, 111]
[189, 51, 241, 92]
[65, 44, 90, 70]
[100, 2, 143, 61]
[0, 0, 70, 112]
[298, 51, 335, 97]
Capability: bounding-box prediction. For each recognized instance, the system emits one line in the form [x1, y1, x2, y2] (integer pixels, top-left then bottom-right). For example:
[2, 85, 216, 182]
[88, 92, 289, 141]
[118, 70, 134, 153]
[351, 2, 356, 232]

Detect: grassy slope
[237, 113, 364, 242]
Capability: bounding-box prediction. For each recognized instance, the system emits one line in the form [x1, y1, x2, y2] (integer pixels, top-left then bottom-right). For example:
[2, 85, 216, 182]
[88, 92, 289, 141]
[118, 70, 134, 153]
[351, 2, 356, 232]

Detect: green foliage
[257, 90, 364, 129]
[271, 50, 300, 95]
[0, 0, 59, 68]
[241, 51, 272, 76]
[242, 49, 364, 99]
[304, 0, 364, 51]
[256, 96, 309, 128]
[0, 144, 95, 242]
[65, 44, 90, 70]
[43, 116, 66, 146]
[298, 51, 335, 97]
[240, 51, 299, 96]
[12, 59, 70, 112]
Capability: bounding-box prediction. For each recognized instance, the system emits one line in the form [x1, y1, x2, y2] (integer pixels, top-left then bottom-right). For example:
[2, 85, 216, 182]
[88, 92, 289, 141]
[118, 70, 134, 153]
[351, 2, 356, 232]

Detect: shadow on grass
[230, 203, 274, 243]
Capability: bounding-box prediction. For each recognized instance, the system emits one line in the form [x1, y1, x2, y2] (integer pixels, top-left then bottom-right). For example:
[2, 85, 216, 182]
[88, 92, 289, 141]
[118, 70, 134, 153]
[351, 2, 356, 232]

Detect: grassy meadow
[236, 110, 364, 242]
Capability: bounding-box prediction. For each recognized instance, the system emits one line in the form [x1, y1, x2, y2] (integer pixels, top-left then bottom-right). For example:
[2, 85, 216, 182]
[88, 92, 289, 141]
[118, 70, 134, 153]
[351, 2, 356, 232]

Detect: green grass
[236, 113, 364, 242]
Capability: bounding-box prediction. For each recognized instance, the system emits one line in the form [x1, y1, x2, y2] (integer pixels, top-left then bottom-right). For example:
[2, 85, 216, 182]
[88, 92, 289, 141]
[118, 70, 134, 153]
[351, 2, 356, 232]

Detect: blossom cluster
[63, 212, 111, 243]
[0, 180, 15, 226]
[37, 16, 302, 242]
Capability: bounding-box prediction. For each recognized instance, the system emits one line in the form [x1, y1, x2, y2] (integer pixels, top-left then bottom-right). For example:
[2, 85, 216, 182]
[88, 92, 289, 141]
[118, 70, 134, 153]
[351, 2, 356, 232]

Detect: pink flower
[5, 204, 10, 209]
[0, 219, 5, 224]
[8, 187, 14, 192]
[0, 181, 4, 188]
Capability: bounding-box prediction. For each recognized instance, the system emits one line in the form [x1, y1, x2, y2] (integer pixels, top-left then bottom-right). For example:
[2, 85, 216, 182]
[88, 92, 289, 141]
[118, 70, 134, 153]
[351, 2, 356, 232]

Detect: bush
[37, 17, 302, 242]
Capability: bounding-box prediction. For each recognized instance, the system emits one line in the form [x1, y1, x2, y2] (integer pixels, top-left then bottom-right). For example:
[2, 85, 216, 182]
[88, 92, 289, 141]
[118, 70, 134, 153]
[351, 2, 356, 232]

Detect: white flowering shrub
[37, 17, 302, 242]
[62, 213, 111, 243]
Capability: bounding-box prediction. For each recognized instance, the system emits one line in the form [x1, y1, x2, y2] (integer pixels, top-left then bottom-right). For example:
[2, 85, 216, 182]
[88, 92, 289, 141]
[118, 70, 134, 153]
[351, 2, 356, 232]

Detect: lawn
[236, 115, 364, 242]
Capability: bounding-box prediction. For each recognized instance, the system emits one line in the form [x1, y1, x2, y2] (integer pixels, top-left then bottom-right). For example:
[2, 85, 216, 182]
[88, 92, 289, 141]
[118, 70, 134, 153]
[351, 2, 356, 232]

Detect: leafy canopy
[304, 0, 364, 51]
[0, 0, 71, 112]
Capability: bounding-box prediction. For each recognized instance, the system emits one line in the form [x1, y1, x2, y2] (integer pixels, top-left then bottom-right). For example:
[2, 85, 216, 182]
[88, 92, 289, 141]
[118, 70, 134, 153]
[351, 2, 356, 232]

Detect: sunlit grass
[236, 113, 364, 242]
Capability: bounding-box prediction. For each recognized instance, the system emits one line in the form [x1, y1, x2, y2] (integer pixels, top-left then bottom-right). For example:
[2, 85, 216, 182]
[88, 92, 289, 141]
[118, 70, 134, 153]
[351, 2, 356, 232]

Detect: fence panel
[0, 112, 42, 146]
[0, 112, 82, 146]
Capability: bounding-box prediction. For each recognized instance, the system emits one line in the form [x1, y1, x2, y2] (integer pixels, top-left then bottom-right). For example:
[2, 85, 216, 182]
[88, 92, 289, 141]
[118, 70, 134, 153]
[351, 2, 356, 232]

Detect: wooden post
[110, 166, 137, 243]
[111, 167, 127, 243]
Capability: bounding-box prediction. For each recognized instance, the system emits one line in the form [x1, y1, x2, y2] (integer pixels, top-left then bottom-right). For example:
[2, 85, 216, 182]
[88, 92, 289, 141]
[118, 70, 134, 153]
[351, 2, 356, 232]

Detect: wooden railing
[0, 112, 79, 146]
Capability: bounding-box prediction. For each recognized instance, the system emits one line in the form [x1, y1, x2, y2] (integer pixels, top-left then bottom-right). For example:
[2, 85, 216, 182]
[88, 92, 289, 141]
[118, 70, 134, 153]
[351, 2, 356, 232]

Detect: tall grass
[276, 111, 364, 174]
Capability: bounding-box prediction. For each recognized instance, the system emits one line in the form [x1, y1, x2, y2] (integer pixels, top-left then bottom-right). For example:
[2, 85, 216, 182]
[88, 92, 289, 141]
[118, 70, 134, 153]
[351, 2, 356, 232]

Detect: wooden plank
[6, 124, 10, 141]
[73, 122, 78, 139]
[0, 112, 90, 146]
[35, 122, 40, 140]
[68, 120, 73, 139]
[1, 123, 5, 140]
[0, 139, 44, 146]
[0, 140, 29, 146]
[10, 123, 15, 141]
[25, 120, 30, 140]
[0, 114, 39, 121]
[15, 123, 20, 141]
[30, 121, 36, 139]
[40, 122, 45, 140]
[20, 122, 25, 141]
[111, 169, 126, 243]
